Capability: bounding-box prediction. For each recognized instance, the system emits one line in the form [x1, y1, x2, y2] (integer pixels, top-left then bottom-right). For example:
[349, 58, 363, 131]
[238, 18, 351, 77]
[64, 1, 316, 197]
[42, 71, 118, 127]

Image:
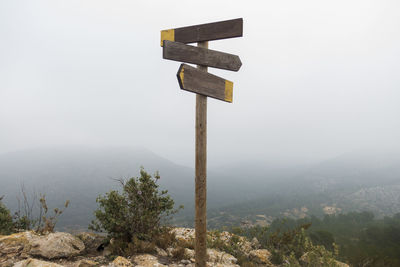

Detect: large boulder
[29, 232, 85, 259]
[0, 231, 37, 266]
[14, 258, 64, 267]
[0, 231, 36, 255]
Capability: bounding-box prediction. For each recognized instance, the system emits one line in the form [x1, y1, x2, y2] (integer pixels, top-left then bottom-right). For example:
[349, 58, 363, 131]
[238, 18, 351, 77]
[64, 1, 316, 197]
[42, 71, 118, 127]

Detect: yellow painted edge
[224, 80, 233, 103]
[160, 29, 175, 47]
[179, 67, 184, 87]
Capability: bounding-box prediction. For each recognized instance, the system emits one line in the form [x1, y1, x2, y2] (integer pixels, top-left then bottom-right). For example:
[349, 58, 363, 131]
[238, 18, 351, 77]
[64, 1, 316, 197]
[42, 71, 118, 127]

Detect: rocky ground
[0, 228, 349, 267]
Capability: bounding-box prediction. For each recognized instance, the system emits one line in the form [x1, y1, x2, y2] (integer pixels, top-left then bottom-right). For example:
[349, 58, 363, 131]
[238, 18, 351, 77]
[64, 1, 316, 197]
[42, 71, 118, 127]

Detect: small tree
[0, 196, 13, 235]
[89, 168, 180, 244]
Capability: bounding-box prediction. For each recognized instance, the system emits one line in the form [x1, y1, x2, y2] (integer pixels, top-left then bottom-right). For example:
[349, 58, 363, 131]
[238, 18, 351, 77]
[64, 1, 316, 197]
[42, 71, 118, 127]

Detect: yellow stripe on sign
[160, 29, 175, 46]
[179, 67, 184, 87]
[224, 80, 233, 103]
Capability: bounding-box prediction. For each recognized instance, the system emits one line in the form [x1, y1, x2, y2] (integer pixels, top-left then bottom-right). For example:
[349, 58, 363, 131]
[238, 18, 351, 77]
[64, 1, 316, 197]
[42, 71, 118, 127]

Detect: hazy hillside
[0, 147, 195, 229]
[0, 147, 297, 229]
[207, 150, 400, 228]
[1, 147, 399, 230]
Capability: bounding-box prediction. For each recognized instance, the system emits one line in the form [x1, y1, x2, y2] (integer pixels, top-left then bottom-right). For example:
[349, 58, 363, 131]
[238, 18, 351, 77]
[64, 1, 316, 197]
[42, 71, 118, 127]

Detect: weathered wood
[176, 64, 233, 103]
[161, 18, 243, 46]
[163, 40, 242, 71]
[195, 41, 208, 267]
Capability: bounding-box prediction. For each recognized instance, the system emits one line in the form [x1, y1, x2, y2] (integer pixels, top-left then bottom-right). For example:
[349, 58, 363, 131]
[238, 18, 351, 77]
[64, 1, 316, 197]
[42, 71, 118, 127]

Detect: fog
[1, 0, 399, 167]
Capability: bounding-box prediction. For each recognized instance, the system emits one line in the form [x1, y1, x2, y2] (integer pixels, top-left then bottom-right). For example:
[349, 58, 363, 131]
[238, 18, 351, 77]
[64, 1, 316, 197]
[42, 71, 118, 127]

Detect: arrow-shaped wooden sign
[163, 40, 242, 72]
[177, 63, 233, 103]
[161, 18, 243, 46]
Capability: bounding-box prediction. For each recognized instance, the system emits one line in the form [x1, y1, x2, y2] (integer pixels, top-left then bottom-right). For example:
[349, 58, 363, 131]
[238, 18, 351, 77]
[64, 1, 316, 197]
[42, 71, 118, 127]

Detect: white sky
[1, 0, 399, 166]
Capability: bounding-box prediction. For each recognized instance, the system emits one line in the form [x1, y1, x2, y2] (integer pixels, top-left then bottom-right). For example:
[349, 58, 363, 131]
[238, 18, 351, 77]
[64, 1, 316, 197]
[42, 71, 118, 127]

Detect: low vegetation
[89, 168, 182, 255]
[207, 224, 341, 266]
[235, 211, 400, 266]
[0, 189, 69, 235]
[2, 167, 400, 266]
[0, 196, 13, 235]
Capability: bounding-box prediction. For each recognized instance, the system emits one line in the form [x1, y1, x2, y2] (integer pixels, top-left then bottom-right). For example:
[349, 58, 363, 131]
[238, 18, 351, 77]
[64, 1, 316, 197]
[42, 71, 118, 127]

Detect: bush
[0, 196, 13, 235]
[89, 168, 181, 248]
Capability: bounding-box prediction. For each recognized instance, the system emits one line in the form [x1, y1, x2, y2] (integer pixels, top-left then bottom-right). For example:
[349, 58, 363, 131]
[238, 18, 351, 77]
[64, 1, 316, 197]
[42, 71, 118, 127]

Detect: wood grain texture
[195, 41, 208, 267]
[163, 40, 242, 71]
[176, 64, 233, 103]
[161, 18, 242, 46]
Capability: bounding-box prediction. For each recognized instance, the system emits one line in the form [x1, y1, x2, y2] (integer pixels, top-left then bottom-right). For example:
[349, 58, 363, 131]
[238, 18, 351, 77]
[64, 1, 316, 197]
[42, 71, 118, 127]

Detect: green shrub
[0, 196, 13, 235]
[89, 168, 181, 249]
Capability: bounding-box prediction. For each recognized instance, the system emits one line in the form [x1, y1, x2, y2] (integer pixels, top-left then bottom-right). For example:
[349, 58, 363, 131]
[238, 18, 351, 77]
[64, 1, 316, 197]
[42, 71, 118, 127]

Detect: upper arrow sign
[163, 40, 242, 72]
[177, 64, 233, 103]
[161, 18, 243, 47]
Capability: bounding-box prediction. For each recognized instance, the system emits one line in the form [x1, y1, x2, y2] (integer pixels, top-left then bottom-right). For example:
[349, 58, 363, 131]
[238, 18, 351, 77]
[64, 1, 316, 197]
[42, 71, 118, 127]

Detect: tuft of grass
[155, 228, 176, 250]
[172, 246, 187, 260]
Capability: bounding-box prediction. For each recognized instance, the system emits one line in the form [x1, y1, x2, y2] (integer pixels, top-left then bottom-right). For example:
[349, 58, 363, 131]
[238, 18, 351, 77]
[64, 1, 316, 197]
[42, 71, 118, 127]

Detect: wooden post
[161, 18, 242, 267]
[195, 40, 208, 267]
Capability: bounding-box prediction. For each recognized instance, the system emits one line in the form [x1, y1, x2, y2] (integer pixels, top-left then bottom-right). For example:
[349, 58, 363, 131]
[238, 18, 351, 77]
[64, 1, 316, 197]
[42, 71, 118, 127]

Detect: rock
[156, 247, 168, 257]
[29, 232, 85, 259]
[171, 228, 195, 243]
[335, 260, 350, 267]
[0, 231, 37, 266]
[166, 247, 174, 257]
[249, 249, 272, 265]
[206, 249, 237, 265]
[250, 237, 260, 249]
[300, 252, 349, 267]
[133, 254, 167, 267]
[109, 256, 133, 267]
[0, 231, 36, 255]
[208, 231, 252, 255]
[74, 259, 98, 267]
[184, 248, 195, 262]
[0, 258, 15, 267]
[75, 232, 105, 254]
[14, 258, 64, 267]
[206, 264, 238, 267]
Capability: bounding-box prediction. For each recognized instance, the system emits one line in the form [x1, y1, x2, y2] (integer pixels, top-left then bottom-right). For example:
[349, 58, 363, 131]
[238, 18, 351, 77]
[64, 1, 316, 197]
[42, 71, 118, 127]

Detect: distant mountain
[206, 150, 400, 228]
[0, 147, 296, 229]
[295, 149, 400, 191]
[1, 147, 399, 230]
[0, 147, 195, 229]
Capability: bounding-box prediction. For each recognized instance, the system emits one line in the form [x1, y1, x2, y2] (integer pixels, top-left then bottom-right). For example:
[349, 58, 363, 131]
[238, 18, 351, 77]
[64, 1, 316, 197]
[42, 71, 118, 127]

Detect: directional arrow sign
[161, 18, 243, 46]
[177, 63, 233, 103]
[163, 40, 242, 72]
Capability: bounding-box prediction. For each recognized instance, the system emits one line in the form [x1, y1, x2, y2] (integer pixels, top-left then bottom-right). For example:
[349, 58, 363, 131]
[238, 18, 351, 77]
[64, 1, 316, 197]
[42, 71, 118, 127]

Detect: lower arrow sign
[176, 64, 233, 103]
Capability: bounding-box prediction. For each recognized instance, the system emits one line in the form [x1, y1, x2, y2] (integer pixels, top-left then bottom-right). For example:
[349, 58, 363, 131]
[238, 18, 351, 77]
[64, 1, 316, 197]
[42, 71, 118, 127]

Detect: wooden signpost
[161, 18, 243, 46]
[163, 40, 242, 71]
[161, 18, 243, 267]
[177, 64, 233, 102]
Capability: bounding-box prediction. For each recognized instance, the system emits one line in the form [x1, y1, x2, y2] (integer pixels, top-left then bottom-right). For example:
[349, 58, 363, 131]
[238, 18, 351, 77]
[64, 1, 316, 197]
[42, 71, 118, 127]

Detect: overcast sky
[1, 0, 399, 166]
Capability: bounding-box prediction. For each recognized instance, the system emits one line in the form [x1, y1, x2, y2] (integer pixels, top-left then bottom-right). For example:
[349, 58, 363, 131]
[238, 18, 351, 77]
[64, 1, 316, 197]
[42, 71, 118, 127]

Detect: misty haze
[1, 1, 400, 266]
